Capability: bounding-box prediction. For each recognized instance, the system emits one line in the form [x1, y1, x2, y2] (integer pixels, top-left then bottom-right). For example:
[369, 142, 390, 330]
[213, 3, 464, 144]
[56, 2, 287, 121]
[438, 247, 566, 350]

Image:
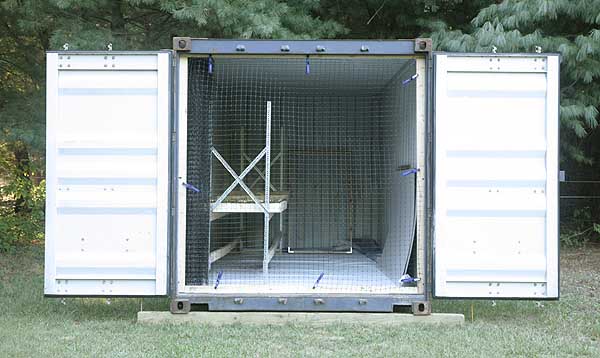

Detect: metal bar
[280, 125, 284, 193]
[240, 128, 245, 251]
[211, 147, 267, 213]
[245, 152, 278, 191]
[263, 101, 272, 275]
[212, 147, 262, 209]
[187, 39, 418, 55]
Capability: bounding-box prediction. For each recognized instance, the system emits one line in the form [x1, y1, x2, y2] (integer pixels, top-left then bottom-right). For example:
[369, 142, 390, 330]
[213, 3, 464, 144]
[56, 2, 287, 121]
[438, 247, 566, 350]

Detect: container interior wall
[185, 56, 417, 293]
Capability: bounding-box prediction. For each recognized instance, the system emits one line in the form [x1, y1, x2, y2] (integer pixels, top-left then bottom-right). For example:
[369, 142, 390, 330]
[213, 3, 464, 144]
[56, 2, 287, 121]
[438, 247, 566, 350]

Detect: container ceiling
[211, 57, 415, 93]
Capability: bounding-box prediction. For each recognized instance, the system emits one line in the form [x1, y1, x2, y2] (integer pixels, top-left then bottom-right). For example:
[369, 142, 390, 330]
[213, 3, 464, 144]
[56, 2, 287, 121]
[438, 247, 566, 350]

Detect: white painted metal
[434, 54, 559, 298]
[45, 52, 171, 296]
[263, 101, 272, 274]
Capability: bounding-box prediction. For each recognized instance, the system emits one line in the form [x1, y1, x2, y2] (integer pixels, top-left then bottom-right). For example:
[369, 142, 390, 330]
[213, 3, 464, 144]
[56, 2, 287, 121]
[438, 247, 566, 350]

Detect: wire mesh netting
[185, 56, 418, 293]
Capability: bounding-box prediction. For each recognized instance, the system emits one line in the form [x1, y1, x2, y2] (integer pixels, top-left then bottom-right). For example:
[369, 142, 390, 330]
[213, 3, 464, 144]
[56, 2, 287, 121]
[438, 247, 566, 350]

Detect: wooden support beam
[209, 239, 241, 264]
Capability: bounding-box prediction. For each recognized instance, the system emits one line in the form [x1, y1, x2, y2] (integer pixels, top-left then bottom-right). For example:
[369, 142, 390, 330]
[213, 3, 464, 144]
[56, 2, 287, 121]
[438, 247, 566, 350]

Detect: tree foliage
[1, 0, 599, 249]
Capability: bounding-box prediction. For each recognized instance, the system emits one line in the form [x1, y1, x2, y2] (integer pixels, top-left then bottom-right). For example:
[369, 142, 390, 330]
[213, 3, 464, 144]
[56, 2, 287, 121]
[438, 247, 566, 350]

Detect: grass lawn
[0, 245, 598, 357]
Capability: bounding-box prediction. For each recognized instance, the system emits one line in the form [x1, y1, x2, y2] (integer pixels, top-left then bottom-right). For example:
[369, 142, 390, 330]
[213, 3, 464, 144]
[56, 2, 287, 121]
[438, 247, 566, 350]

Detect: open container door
[45, 52, 171, 296]
[433, 53, 559, 299]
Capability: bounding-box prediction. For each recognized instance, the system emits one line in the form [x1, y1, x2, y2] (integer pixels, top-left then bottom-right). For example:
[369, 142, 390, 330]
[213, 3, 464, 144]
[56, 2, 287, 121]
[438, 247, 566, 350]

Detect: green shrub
[0, 143, 45, 252]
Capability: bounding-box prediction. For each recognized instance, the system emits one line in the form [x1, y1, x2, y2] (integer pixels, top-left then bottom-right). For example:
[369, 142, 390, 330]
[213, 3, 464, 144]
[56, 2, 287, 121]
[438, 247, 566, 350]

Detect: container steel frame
[171, 38, 433, 314]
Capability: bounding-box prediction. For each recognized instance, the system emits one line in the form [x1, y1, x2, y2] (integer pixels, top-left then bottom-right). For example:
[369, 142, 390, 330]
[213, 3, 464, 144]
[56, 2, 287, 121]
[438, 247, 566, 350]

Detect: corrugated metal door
[44, 52, 170, 296]
[434, 54, 559, 299]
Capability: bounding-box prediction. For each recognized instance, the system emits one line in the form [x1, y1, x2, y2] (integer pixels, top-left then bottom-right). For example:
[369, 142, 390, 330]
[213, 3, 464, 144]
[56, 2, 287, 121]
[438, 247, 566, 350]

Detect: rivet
[104, 56, 107, 60]
[497, 283, 500, 286]
[473, 251, 476, 254]
[59, 56, 63, 60]
[59, 64, 62, 68]
[534, 283, 537, 286]
[104, 64, 107, 67]
[112, 56, 115, 60]
[81, 237, 84, 241]
[81, 248, 84, 252]
[489, 283, 492, 286]
[112, 64, 115, 67]
[67, 56, 70, 60]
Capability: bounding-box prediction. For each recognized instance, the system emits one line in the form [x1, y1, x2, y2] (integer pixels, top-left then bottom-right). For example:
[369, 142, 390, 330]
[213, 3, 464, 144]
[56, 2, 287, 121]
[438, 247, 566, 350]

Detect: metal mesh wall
[185, 58, 212, 285]
[185, 56, 418, 293]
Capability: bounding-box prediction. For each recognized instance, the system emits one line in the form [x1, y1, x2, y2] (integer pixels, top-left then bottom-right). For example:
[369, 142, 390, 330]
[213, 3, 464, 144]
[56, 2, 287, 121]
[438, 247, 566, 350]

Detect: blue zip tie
[401, 168, 418, 176]
[305, 56, 310, 75]
[214, 271, 223, 289]
[402, 73, 418, 86]
[182, 182, 201, 193]
[208, 55, 213, 74]
[312, 272, 324, 289]
[400, 274, 420, 284]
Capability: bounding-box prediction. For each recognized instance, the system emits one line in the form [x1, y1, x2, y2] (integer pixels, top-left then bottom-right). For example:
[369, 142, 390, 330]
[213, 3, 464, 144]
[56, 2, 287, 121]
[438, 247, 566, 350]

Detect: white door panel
[45, 52, 171, 296]
[434, 54, 559, 299]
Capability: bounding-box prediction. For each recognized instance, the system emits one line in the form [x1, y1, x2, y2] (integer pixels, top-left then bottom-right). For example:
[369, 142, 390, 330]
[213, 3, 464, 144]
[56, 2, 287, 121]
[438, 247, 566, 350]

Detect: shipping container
[44, 38, 559, 314]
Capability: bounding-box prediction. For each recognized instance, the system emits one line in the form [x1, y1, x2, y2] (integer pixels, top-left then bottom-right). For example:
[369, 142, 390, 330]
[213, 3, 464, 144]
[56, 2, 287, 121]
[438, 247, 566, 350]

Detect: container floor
[205, 250, 403, 294]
